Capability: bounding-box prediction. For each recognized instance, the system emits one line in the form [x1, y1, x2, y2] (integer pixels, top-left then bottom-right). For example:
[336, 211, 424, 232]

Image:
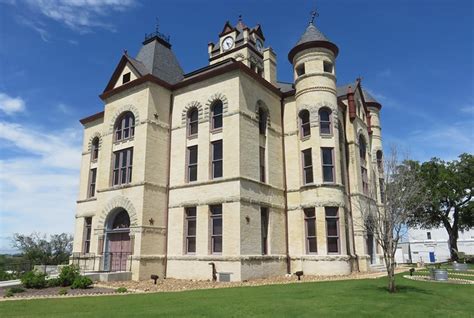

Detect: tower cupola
[288, 21, 338, 63]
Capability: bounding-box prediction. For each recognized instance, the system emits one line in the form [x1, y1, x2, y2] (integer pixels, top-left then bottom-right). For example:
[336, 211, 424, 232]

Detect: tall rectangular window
[379, 178, 385, 203]
[302, 148, 313, 184]
[325, 207, 339, 254]
[304, 208, 317, 254]
[361, 167, 369, 195]
[210, 205, 222, 254]
[259, 147, 266, 182]
[83, 217, 92, 253]
[112, 148, 133, 186]
[185, 207, 197, 254]
[427, 232, 432, 240]
[261, 207, 269, 255]
[88, 168, 97, 198]
[322, 147, 334, 183]
[187, 145, 198, 182]
[211, 140, 223, 179]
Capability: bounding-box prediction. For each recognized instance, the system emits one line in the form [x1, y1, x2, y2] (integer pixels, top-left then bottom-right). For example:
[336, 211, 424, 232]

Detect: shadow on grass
[375, 285, 433, 295]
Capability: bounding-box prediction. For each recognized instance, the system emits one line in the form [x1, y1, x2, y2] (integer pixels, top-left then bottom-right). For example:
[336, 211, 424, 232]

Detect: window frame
[319, 108, 332, 136]
[299, 109, 311, 138]
[184, 207, 197, 254]
[186, 145, 198, 182]
[88, 168, 97, 198]
[304, 208, 317, 254]
[187, 107, 199, 138]
[114, 112, 135, 142]
[211, 140, 223, 179]
[325, 207, 340, 254]
[260, 207, 269, 255]
[302, 148, 314, 185]
[296, 63, 305, 77]
[259, 146, 266, 183]
[258, 107, 268, 135]
[122, 72, 131, 84]
[112, 148, 133, 186]
[91, 137, 99, 161]
[83, 217, 92, 253]
[210, 100, 223, 131]
[321, 147, 335, 183]
[376, 150, 383, 172]
[210, 205, 223, 254]
[323, 61, 333, 73]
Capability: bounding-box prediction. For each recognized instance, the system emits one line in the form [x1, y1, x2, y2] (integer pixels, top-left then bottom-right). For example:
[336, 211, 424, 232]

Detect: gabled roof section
[250, 24, 265, 41]
[219, 21, 235, 36]
[362, 89, 382, 109]
[103, 54, 146, 93]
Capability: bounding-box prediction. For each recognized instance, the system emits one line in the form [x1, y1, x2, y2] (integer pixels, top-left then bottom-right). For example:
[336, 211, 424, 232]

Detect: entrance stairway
[369, 264, 387, 272]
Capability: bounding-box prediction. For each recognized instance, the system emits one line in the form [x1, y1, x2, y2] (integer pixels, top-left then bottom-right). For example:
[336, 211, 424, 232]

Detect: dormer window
[296, 64, 305, 77]
[323, 61, 333, 73]
[122, 72, 131, 84]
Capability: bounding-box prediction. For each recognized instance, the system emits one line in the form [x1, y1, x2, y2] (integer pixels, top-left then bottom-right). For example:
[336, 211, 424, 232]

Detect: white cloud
[22, 0, 138, 33]
[0, 119, 82, 252]
[0, 92, 26, 115]
[15, 15, 50, 42]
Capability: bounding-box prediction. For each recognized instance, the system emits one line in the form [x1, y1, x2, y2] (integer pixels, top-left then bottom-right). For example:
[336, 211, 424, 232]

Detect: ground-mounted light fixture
[295, 271, 304, 281]
[151, 274, 159, 284]
[208, 262, 217, 282]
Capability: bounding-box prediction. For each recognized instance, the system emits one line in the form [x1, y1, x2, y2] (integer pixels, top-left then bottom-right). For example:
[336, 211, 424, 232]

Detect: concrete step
[369, 264, 387, 272]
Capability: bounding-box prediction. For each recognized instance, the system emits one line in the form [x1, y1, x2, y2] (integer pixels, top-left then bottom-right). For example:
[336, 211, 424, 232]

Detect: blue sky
[0, 0, 473, 253]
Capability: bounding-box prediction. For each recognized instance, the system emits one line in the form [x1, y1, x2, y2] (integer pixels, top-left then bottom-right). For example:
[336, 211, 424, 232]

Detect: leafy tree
[11, 232, 73, 265]
[409, 153, 473, 261]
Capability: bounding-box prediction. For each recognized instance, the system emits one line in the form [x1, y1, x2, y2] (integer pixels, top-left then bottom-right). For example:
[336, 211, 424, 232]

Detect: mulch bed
[98, 270, 405, 293]
[0, 285, 118, 299]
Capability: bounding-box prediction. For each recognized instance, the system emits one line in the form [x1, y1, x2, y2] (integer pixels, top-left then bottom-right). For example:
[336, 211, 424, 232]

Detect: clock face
[256, 39, 263, 52]
[222, 36, 234, 51]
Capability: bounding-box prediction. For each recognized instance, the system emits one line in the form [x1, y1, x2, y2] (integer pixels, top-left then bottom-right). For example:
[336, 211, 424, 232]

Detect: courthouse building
[72, 16, 385, 281]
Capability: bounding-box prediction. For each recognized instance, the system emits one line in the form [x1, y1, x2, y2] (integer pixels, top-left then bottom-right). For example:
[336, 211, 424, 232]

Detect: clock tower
[208, 16, 277, 84]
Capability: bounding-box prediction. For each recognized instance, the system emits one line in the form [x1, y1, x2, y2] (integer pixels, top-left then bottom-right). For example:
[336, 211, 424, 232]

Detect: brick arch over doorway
[103, 208, 133, 272]
[97, 196, 139, 230]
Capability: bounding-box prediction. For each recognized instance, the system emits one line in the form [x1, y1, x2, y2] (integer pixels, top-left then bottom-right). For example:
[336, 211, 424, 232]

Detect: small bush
[116, 287, 127, 293]
[9, 286, 25, 293]
[71, 276, 93, 289]
[4, 290, 14, 298]
[58, 265, 80, 287]
[46, 277, 61, 287]
[58, 288, 68, 295]
[0, 269, 15, 281]
[21, 271, 47, 289]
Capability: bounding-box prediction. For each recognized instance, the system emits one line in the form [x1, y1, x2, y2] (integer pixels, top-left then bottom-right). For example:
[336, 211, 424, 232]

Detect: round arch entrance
[103, 208, 132, 272]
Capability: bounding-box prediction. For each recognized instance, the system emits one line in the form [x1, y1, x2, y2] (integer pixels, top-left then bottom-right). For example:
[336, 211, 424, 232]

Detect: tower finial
[238, 14, 242, 22]
[310, 9, 319, 25]
[155, 17, 160, 34]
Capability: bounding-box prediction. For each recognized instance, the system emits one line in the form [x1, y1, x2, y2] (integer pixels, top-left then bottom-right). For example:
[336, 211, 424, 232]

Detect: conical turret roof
[288, 22, 338, 62]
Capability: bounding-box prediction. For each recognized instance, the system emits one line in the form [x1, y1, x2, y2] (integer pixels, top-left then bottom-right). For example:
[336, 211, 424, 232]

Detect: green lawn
[1, 273, 473, 318]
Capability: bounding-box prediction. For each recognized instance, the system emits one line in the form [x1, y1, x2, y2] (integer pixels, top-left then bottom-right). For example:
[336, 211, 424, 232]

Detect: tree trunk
[448, 233, 459, 261]
[387, 257, 396, 293]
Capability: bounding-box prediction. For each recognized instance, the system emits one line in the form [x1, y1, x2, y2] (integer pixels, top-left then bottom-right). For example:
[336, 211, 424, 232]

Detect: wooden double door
[106, 232, 131, 272]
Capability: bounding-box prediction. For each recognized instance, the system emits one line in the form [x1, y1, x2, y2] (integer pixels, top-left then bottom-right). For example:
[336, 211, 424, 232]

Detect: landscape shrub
[58, 288, 68, 295]
[58, 265, 80, 287]
[4, 290, 14, 298]
[0, 269, 15, 281]
[116, 287, 127, 293]
[46, 277, 61, 287]
[21, 271, 47, 289]
[71, 276, 93, 289]
[9, 286, 25, 293]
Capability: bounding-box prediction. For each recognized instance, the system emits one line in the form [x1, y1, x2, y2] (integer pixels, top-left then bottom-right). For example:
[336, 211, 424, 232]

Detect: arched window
[299, 110, 310, 138]
[258, 107, 268, 135]
[187, 107, 198, 137]
[114, 112, 135, 141]
[319, 108, 332, 135]
[211, 100, 223, 130]
[359, 135, 367, 162]
[359, 135, 369, 195]
[376, 150, 383, 172]
[91, 137, 99, 161]
[109, 209, 130, 230]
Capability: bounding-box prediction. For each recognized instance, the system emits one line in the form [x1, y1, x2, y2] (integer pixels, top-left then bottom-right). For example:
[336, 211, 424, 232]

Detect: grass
[0, 273, 473, 318]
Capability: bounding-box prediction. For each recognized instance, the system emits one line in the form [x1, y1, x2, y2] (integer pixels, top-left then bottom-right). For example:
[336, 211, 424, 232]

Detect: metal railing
[101, 252, 132, 272]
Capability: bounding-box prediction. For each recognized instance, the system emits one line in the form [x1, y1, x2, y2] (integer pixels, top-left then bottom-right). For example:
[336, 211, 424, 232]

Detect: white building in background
[395, 227, 474, 264]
